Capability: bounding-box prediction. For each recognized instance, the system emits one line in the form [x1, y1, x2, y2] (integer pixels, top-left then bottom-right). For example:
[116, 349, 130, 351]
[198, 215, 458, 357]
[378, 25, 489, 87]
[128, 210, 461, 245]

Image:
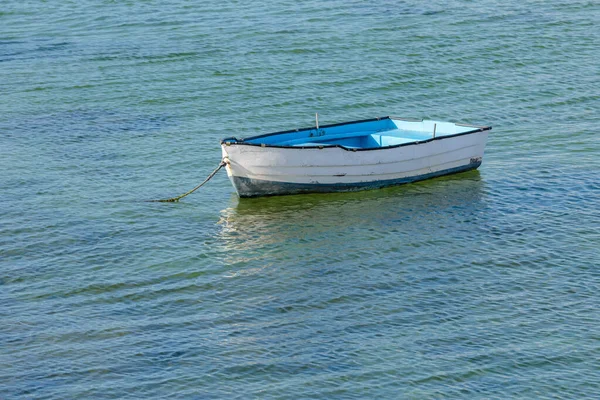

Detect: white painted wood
[222, 130, 488, 191]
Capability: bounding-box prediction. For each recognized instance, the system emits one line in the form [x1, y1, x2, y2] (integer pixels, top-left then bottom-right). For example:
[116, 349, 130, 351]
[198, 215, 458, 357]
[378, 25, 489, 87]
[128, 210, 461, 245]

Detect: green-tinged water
[1, 1, 599, 398]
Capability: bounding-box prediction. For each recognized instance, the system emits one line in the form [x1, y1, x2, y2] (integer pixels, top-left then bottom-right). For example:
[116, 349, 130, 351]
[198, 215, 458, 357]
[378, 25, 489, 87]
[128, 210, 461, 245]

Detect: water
[1, 0, 599, 398]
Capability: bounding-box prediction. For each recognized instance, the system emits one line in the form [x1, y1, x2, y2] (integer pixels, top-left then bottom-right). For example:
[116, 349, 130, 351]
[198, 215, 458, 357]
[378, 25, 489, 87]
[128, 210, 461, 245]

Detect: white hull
[221, 130, 488, 197]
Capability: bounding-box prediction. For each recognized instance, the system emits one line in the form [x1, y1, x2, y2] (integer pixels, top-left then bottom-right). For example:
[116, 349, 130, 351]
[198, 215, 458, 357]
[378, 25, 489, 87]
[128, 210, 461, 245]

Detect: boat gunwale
[220, 116, 491, 152]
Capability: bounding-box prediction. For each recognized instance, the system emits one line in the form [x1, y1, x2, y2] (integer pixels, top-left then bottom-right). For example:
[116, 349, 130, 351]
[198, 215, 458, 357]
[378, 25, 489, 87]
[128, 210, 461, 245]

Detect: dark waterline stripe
[232, 160, 482, 197]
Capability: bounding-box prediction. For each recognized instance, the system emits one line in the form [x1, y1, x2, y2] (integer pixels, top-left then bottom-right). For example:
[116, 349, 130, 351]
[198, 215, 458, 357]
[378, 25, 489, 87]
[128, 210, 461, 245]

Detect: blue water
[1, 1, 599, 398]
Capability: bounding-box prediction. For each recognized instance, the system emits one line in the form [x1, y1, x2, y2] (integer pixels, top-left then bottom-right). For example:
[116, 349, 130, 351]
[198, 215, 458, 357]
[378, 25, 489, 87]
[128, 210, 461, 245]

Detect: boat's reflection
[217, 170, 486, 254]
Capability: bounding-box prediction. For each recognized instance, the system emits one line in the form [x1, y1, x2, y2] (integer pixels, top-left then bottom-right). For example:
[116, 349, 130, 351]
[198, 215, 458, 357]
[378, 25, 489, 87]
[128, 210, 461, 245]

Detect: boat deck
[233, 117, 486, 150]
[277, 129, 429, 149]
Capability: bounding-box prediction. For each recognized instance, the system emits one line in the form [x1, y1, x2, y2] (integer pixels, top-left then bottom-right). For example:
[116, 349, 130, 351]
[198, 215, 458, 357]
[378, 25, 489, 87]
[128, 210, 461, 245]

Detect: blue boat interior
[233, 117, 482, 149]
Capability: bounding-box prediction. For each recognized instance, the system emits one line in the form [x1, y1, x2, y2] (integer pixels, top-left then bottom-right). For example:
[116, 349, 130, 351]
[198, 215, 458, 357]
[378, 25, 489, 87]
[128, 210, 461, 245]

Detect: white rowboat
[221, 116, 491, 198]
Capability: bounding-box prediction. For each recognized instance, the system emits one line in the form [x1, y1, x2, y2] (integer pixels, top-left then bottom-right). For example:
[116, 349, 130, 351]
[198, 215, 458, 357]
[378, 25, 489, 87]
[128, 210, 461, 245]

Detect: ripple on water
[2, 0, 600, 398]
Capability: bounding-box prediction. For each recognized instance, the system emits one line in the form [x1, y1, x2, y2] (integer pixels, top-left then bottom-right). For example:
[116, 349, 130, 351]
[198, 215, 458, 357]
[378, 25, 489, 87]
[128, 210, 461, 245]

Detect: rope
[148, 160, 226, 202]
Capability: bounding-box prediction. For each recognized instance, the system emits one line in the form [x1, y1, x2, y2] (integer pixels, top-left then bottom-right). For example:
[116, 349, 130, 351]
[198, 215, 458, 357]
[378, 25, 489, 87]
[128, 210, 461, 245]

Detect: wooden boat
[220, 116, 491, 198]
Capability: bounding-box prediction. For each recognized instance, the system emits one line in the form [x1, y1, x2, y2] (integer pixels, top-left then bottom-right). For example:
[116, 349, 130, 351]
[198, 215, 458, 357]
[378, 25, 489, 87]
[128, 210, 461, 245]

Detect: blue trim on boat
[221, 116, 491, 152]
[232, 161, 482, 198]
[223, 116, 389, 144]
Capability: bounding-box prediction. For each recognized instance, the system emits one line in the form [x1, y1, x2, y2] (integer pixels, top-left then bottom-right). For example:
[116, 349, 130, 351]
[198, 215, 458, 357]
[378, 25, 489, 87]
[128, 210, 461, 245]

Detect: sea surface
[1, 1, 599, 398]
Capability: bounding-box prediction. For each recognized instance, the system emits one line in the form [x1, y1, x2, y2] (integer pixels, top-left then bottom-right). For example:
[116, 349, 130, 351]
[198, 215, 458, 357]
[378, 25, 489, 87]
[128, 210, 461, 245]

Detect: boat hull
[221, 129, 488, 198]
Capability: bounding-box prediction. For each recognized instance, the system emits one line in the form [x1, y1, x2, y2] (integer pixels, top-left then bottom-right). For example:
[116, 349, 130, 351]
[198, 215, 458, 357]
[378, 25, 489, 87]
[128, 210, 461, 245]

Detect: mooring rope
[148, 160, 227, 202]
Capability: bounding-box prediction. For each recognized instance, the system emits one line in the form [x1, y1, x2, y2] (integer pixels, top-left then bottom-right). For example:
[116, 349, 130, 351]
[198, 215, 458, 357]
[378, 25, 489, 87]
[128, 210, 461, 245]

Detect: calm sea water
[1, 1, 599, 398]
